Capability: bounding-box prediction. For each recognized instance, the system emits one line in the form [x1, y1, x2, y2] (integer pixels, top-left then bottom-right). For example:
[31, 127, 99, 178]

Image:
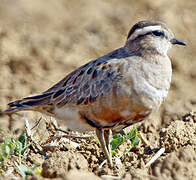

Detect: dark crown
[127, 21, 167, 40]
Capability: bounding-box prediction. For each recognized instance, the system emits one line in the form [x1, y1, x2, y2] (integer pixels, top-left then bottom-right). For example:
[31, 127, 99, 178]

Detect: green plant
[126, 128, 140, 147]
[110, 128, 140, 156]
[0, 132, 40, 179]
[0, 132, 30, 166]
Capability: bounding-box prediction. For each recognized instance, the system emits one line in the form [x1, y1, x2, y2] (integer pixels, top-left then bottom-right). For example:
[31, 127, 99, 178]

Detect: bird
[3, 20, 186, 166]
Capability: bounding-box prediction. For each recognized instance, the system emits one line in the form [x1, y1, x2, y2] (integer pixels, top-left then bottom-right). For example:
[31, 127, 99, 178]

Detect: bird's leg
[104, 129, 112, 165]
[96, 128, 113, 166]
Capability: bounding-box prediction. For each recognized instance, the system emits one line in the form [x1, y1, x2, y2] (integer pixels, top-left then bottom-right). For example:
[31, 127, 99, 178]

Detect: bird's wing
[4, 48, 126, 114]
[50, 57, 123, 108]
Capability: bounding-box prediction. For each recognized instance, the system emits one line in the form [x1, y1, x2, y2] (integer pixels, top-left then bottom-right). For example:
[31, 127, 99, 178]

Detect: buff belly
[54, 107, 93, 132]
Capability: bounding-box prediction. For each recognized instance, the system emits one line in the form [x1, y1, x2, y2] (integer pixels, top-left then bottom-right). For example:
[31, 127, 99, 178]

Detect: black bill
[170, 38, 186, 46]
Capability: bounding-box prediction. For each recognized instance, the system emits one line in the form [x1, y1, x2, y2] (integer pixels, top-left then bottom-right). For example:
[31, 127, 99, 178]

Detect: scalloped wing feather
[4, 47, 128, 114]
[51, 58, 123, 108]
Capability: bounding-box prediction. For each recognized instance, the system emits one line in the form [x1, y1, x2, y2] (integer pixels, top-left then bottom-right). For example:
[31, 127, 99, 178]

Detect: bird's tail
[3, 92, 53, 114]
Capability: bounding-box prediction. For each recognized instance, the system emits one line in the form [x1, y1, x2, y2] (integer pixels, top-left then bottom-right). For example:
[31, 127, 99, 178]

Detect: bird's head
[125, 20, 186, 56]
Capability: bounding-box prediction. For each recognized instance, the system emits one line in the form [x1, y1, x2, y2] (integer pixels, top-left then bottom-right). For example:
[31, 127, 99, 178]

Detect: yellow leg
[96, 128, 113, 166]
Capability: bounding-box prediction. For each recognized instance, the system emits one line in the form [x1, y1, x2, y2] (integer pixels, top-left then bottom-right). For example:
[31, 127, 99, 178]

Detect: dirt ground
[0, 0, 196, 179]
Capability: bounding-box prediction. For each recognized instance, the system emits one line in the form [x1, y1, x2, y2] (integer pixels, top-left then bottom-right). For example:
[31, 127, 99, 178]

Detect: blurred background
[0, 0, 195, 131]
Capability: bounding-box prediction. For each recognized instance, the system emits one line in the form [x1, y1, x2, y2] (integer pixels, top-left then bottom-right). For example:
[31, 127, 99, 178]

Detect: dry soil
[0, 0, 196, 180]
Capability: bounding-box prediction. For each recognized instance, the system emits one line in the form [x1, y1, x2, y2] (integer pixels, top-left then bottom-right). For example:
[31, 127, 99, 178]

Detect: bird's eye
[152, 30, 164, 36]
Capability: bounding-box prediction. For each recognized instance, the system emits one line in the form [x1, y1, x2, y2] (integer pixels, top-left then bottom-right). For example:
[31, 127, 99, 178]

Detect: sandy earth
[0, 0, 196, 179]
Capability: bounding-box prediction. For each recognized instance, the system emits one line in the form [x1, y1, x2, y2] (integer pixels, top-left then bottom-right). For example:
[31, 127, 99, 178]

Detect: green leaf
[18, 133, 27, 149]
[132, 136, 140, 146]
[126, 128, 137, 141]
[14, 140, 23, 156]
[18, 164, 32, 180]
[2, 137, 14, 158]
[110, 133, 125, 151]
[1, 137, 13, 158]
[4, 145, 11, 157]
[126, 128, 140, 147]
[111, 151, 117, 156]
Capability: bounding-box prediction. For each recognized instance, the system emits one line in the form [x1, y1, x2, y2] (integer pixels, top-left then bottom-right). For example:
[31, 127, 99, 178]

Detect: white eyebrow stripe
[129, 25, 162, 40]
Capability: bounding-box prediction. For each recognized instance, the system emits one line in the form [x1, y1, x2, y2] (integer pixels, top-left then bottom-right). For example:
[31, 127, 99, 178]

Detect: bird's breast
[127, 56, 172, 110]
